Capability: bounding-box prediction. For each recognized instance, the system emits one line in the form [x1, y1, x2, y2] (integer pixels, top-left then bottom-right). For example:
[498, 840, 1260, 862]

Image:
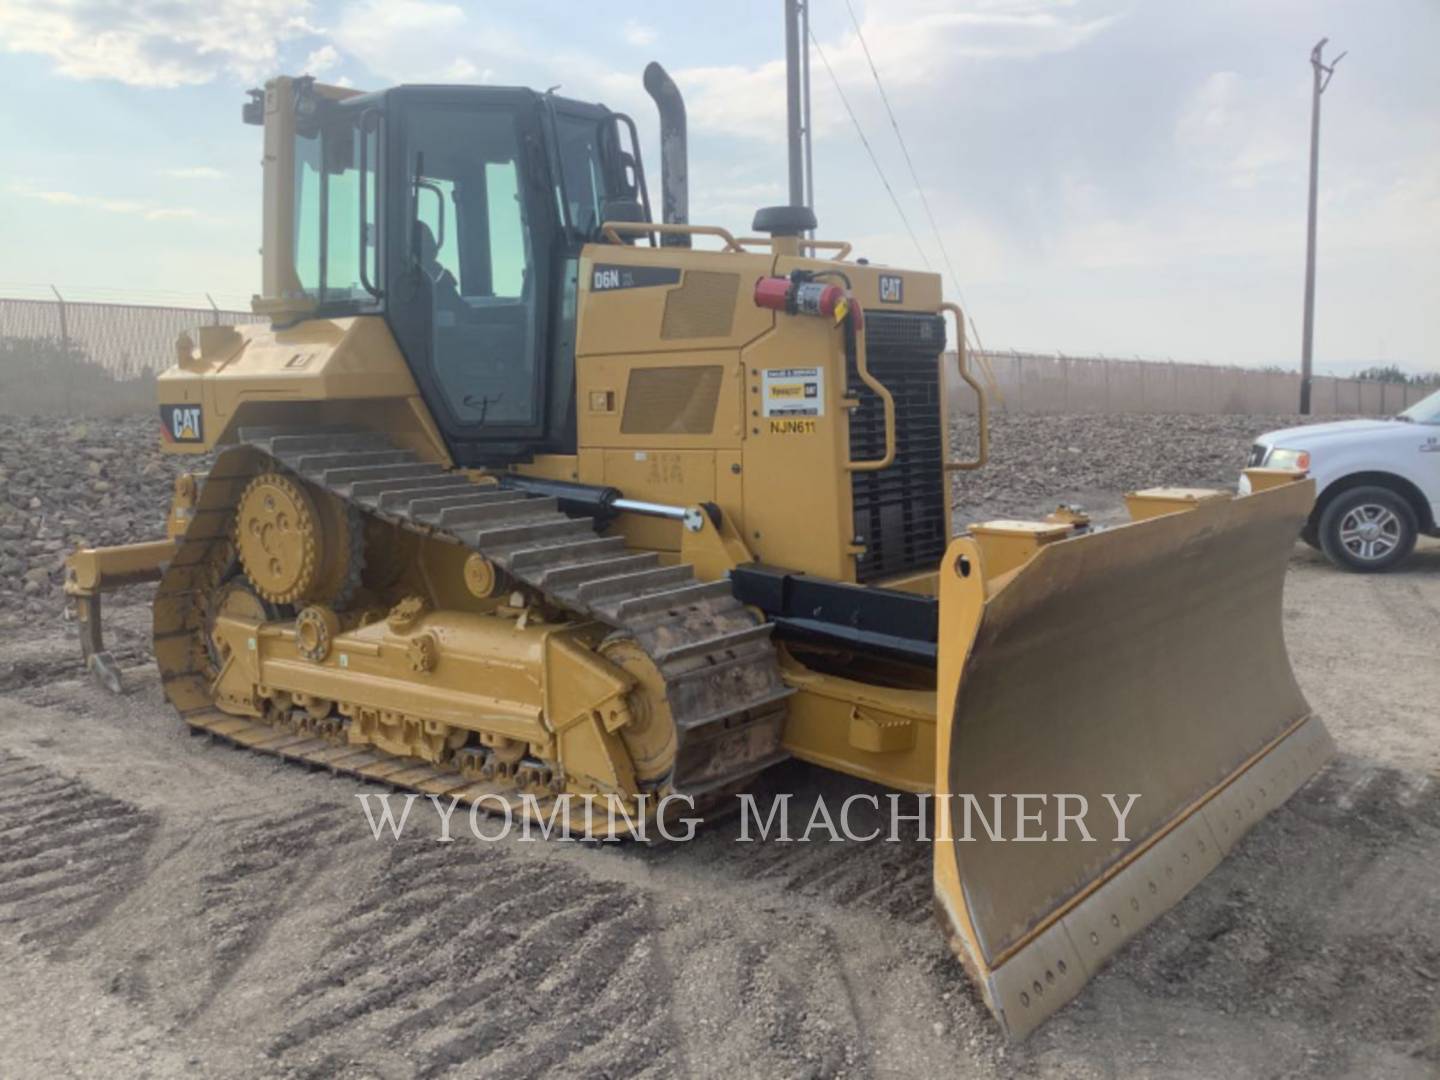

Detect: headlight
[1266, 448, 1311, 471]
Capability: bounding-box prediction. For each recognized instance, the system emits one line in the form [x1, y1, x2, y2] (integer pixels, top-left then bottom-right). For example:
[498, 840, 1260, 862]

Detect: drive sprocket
[234, 472, 360, 606]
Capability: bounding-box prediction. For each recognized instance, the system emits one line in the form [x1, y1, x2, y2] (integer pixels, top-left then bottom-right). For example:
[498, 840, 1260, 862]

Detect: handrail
[357, 108, 382, 299]
[734, 237, 854, 260]
[845, 303, 897, 473]
[942, 301, 988, 471]
[804, 239, 853, 260]
[600, 221, 743, 251]
[598, 221, 854, 260]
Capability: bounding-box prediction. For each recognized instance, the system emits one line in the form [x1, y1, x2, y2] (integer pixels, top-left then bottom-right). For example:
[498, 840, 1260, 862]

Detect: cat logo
[160, 404, 204, 444]
[878, 274, 903, 304]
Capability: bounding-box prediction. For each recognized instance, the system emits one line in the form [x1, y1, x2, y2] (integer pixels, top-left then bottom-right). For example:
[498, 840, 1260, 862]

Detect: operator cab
[273, 79, 651, 465]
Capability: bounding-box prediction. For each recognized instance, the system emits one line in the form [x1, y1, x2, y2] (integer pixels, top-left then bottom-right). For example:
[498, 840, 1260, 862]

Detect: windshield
[1398, 388, 1440, 424]
[553, 113, 609, 235]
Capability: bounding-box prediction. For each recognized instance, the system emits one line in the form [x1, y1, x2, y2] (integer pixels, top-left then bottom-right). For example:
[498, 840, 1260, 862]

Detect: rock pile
[0, 416, 193, 618]
[0, 410, 1328, 623]
[950, 412, 1317, 523]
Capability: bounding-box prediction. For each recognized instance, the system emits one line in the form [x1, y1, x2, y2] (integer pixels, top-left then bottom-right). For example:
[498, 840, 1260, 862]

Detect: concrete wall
[950, 351, 1435, 416]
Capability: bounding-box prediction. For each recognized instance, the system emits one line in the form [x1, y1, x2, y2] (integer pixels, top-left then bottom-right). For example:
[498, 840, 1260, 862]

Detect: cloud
[10, 183, 219, 223]
[679, 0, 1120, 142]
[1174, 71, 1304, 191]
[164, 167, 226, 180]
[333, 0, 514, 84]
[622, 20, 657, 48]
[303, 43, 340, 76]
[0, 0, 320, 87]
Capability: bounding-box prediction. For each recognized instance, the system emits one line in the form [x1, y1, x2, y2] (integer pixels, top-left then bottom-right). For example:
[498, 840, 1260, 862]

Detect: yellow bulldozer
[65, 68, 1331, 1037]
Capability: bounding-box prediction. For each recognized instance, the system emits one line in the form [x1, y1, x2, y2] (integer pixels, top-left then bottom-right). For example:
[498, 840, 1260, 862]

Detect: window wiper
[1394, 414, 1414, 423]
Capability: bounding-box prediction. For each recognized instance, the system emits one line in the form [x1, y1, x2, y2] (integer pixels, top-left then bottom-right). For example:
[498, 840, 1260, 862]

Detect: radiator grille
[849, 312, 947, 583]
[661, 271, 740, 339]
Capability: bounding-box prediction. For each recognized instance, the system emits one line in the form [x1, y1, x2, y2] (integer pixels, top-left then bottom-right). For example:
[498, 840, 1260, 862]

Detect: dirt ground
[1, 416, 1438, 1079]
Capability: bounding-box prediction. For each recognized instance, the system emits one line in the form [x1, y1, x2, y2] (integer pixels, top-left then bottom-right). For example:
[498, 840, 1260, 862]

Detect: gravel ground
[0, 412, 1437, 1079]
[948, 412, 1323, 526]
[0, 416, 191, 623]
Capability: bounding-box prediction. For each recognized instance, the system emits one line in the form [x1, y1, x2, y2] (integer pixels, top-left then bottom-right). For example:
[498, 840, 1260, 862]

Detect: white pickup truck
[1241, 388, 1440, 572]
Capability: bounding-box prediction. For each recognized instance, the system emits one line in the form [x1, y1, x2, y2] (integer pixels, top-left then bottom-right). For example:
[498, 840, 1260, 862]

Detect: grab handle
[845, 304, 897, 473]
[600, 221, 743, 251]
[942, 301, 988, 472]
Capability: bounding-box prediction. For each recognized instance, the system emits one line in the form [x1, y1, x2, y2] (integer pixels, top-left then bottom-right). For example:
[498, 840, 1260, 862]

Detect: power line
[832, 1, 998, 394]
[807, 25, 931, 271]
[839, 0, 967, 305]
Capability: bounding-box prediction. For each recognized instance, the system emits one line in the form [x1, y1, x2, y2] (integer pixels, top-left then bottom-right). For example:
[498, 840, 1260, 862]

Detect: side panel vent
[621, 366, 724, 435]
[661, 272, 740, 339]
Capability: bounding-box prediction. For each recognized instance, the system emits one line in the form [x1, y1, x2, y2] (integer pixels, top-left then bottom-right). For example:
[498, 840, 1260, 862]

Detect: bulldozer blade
[933, 478, 1333, 1038]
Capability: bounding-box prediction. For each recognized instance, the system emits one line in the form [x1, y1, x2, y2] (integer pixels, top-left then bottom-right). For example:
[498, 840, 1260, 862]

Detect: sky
[0, 0, 1435, 373]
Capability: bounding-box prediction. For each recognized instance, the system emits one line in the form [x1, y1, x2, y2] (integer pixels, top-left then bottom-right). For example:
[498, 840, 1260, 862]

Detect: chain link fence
[1, 296, 1431, 418]
[958, 350, 1434, 417]
[0, 296, 261, 378]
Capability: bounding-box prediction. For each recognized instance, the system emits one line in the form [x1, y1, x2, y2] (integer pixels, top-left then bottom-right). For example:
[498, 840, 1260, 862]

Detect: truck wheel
[1318, 486, 1417, 572]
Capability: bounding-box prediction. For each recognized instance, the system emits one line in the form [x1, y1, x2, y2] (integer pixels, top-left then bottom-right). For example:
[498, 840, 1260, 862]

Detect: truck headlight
[1266, 448, 1311, 471]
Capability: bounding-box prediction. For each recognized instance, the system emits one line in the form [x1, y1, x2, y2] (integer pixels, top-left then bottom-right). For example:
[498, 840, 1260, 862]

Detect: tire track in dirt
[0, 749, 155, 955]
[1020, 757, 1440, 1075]
[263, 837, 677, 1080]
[681, 764, 936, 925]
[183, 803, 357, 1019]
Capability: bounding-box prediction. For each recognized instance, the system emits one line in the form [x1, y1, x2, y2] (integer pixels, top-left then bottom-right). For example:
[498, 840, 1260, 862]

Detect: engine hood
[1255, 418, 1416, 448]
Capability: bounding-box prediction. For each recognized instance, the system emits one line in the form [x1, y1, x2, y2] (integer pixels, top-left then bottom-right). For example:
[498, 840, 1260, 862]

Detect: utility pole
[1300, 38, 1345, 414]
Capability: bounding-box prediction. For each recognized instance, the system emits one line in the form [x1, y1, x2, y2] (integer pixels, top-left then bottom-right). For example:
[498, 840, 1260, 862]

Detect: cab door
[383, 89, 558, 465]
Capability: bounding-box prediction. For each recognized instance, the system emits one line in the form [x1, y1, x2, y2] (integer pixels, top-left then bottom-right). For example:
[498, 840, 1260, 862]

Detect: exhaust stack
[642, 62, 690, 248]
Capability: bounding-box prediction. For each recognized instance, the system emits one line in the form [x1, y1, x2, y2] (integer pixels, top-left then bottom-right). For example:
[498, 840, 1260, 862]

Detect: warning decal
[762, 367, 824, 419]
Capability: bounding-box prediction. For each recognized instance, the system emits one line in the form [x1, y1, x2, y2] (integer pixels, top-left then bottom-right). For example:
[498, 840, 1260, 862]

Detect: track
[153, 428, 791, 825]
[0, 749, 155, 953]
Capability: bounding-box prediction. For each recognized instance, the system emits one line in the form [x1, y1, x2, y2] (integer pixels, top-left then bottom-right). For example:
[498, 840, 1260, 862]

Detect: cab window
[293, 114, 378, 304]
[398, 104, 540, 429]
